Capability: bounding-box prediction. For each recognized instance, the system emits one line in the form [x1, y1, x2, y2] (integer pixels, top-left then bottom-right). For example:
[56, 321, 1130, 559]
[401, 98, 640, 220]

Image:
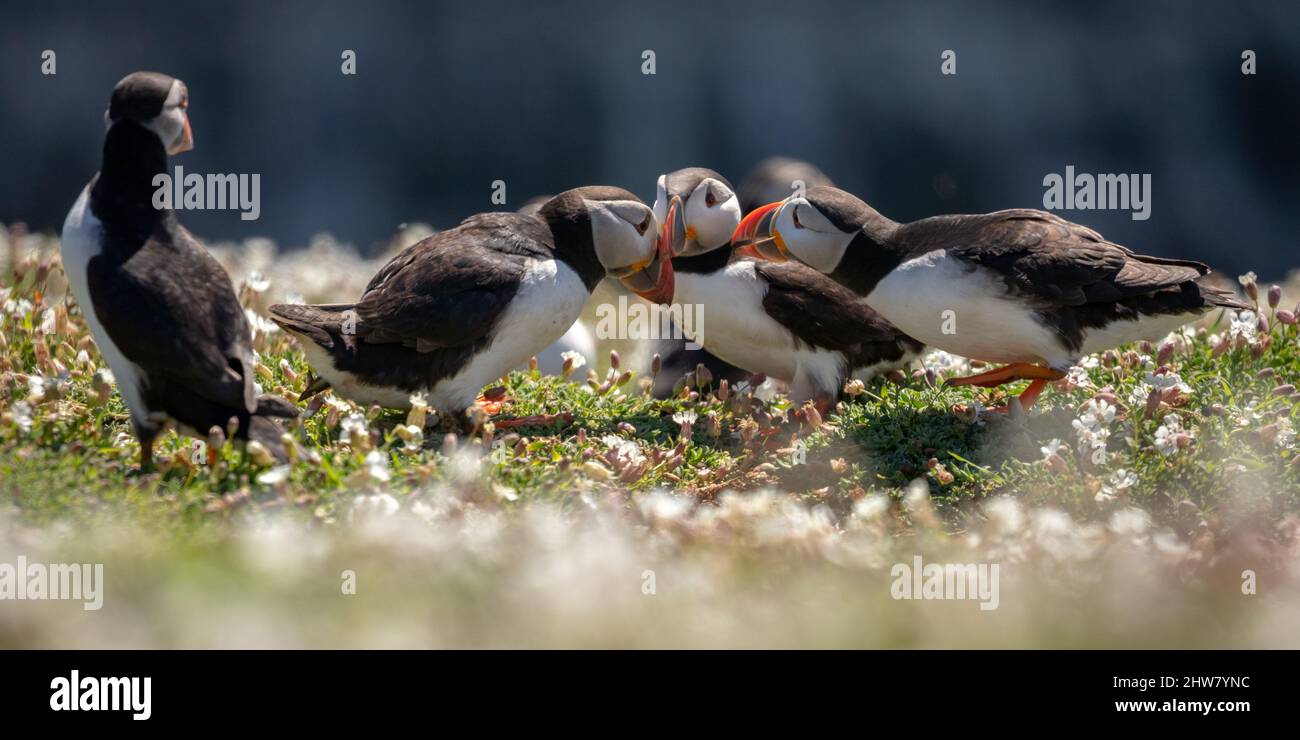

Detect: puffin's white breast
[866, 249, 1069, 366]
[60, 185, 150, 424]
[672, 261, 803, 381]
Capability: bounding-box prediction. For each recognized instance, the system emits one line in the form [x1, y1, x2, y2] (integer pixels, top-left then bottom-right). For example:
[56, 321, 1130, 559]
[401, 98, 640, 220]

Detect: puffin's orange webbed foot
[948, 364, 1064, 415]
[475, 386, 509, 415]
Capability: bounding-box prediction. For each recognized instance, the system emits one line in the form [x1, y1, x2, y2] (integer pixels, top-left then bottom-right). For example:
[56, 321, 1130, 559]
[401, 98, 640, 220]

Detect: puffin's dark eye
[704, 187, 718, 208]
[636, 213, 652, 235]
[792, 206, 804, 229]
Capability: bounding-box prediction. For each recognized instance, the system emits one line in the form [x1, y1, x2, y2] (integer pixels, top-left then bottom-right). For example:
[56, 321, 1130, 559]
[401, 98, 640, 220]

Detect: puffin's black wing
[753, 259, 919, 357]
[900, 209, 1211, 306]
[353, 212, 552, 352]
[87, 221, 256, 414]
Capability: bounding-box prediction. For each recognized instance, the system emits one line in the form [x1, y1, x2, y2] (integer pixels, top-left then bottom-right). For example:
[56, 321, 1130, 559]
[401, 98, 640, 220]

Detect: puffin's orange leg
[981, 378, 1052, 415]
[945, 362, 1063, 388]
[475, 386, 509, 415]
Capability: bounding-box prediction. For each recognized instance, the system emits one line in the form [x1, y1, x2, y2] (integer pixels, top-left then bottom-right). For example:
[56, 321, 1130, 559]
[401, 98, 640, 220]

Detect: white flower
[601, 435, 646, 465]
[244, 308, 280, 337]
[256, 465, 291, 485]
[37, 308, 56, 334]
[1077, 354, 1101, 369]
[922, 349, 971, 376]
[1153, 414, 1187, 456]
[244, 271, 271, 293]
[324, 395, 354, 413]
[4, 297, 33, 318]
[1228, 310, 1258, 341]
[26, 374, 47, 402]
[341, 413, 368, 437]
[1145, 371, 1191, 394]
[1071, 398, 1114, 454]
[671, 410, 697, 426]
[1074, 398, 1115, 433]
[1065, 366, 1093, 388]
[560, 350, 586, 370]
[752, 377, 780, 402]
[10, 401, 33, 433]
[364, 449, 391, 482]
[1097, 468, 1137, 503]
[1274, 418, 1295, 450]
[1040, 438, 1063, 461]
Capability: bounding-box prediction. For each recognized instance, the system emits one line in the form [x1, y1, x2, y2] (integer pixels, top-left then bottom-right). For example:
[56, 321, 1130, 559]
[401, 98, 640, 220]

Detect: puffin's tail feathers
[268, 303, 356, 349]
[1196, 278, 1253, 312]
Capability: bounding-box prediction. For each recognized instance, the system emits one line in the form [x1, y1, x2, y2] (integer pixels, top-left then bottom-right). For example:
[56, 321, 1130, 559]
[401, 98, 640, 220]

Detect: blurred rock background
[1, 0, 1297, 277]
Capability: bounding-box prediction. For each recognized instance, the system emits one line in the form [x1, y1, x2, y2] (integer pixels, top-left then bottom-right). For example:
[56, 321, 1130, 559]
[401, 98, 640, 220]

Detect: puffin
[515, 194, 598, 377]
[652, 168, 924, 408]
[269, 186, 672, 425]
[60, 71, 298, 467]
[731, 185, 1251, 409]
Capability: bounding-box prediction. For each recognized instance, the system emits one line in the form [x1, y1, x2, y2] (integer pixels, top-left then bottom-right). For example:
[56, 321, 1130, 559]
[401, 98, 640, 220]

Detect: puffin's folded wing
[86, 242, 257, 414]
[754, 260, 911, 353]
[353, 236, 529, 352]
[936, 209, 1209, 306]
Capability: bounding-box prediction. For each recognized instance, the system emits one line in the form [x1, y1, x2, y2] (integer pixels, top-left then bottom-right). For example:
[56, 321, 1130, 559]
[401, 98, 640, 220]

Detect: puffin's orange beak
[616, 225, 675, 304]
[731, 201, 787, 262]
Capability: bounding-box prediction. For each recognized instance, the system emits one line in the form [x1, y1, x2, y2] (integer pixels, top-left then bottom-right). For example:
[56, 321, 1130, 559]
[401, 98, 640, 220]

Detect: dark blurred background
[1, 0, 1296, 276]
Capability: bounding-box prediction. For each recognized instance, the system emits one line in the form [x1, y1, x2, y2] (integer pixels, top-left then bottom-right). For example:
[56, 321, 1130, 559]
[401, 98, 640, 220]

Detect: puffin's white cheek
[145, 108, 186, 152]
[800, 231, 855, 274]
[699, 197, 742, 248]
[590, 210, 654, 269]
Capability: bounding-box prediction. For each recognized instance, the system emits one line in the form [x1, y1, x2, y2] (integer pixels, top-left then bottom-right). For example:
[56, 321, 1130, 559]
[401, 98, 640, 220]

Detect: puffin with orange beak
[652, 168, 923, 409]
[733, 186, 1251, 411]
[60, 71, 297, 469]
[271, 187, 671, 427]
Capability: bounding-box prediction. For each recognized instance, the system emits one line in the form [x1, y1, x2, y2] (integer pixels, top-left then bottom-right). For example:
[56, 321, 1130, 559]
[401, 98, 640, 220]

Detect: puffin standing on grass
[60, 71, 298, 468]
[732, 185, 1251, 410]
[269, 187, 672, 427]
[653, 168, 923, 408]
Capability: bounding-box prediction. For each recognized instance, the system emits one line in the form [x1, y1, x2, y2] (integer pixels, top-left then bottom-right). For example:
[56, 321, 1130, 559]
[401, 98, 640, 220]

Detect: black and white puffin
[732, 186, 1251, 409]
[653, 168, 923, 407]
[60, 71, 298, 467]
[269, 187, 672, 423]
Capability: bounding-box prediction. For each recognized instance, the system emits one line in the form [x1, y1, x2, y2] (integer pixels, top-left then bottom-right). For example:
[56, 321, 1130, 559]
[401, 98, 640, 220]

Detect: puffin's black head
[737, 157, 834, 214]
[106, 71, 193, 155]
[730, 185, 892, 275]
[539, 186, 674, 303]
[652, 167, 741, 260]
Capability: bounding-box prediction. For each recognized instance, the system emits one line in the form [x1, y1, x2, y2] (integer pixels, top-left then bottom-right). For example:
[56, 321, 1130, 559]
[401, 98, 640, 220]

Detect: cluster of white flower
[922, 349, 971, 378]
[602, 434, 646, 466]
[1126, 369, 1192, 407]
[1096, 468, 1137, 505]
[1071, 398, 1115, 463]
[1153, 413, 1192, 456]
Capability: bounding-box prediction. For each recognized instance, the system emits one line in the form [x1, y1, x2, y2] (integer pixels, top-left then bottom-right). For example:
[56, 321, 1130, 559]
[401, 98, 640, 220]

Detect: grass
[2, 227, 1299, 648]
